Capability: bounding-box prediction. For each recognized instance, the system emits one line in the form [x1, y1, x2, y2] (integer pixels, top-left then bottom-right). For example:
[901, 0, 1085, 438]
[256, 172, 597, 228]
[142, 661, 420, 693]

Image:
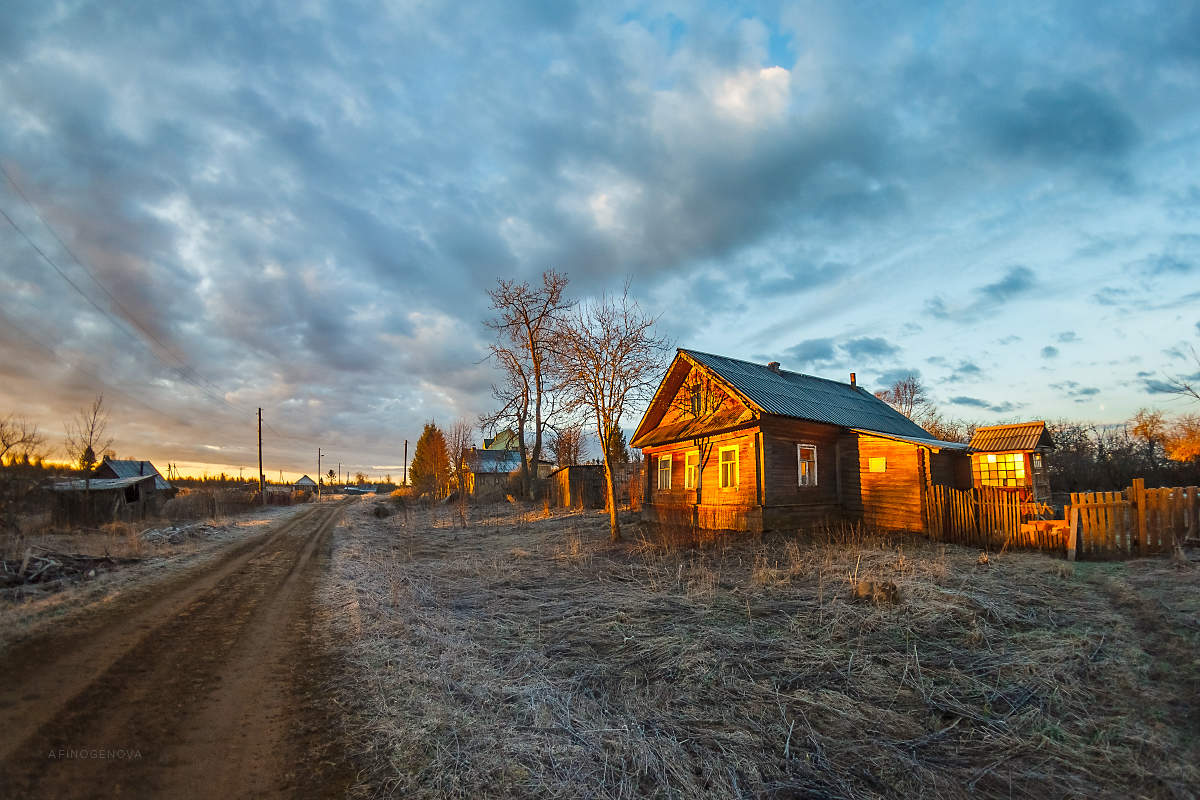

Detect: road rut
[0, 500, 353, 798]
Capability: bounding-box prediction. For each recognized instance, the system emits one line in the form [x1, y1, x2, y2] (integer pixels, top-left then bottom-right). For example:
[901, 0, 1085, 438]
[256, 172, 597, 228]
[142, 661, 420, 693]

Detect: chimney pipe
[767, 361, 781, 373]
[850, 372, 856, 387]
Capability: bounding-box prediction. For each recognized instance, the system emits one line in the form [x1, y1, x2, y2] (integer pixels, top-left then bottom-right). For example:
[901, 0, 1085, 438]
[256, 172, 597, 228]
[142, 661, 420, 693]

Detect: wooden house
[463, 448, 522, 498]
[294, 475, 318, 491]
[631, 350, 971, 533]
[967, 422, 1055, 502]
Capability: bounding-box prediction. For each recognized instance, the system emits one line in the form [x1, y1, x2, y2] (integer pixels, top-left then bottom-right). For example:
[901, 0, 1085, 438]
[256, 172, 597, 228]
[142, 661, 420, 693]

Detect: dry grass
[325, 504, 1200, 799]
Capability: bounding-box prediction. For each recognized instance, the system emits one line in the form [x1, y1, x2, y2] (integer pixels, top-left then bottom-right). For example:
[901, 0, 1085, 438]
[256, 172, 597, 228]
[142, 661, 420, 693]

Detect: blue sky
[1, 1, 1198, 478]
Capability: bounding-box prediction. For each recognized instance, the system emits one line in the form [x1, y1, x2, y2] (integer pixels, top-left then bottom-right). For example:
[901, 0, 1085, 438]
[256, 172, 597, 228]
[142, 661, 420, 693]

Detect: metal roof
[295, 475, 317, 486]
[96, 458, 172, 491]
[849, 429, 970, 452]
[968, 421, 1054, 452]
[465, 448, 522, 474]
[682, 350, 954, 443]
[51, 476, 154, 492]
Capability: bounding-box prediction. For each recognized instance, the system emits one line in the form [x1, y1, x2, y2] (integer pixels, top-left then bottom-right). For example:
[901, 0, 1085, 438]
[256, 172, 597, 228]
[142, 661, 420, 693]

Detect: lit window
[719, 446, 738, 488]
[868, 456, 886, 473]
[798, 444, 818, 486]
[684, 451, 699, 489]
[973, 453, 1026, 487]
[657, 454, 672, 490]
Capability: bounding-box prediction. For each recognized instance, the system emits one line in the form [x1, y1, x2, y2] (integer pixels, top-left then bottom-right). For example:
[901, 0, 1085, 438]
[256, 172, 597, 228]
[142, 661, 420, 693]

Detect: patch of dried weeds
[325, 504, 1200, 799]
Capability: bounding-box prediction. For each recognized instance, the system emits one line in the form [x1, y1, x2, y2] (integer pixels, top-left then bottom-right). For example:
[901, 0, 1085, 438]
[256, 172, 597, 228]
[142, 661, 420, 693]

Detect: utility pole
[258, 408, 265, 506]
[318, 448, 323, 500]
[403, 439, 408, 486]
[338, 462, 342, 485]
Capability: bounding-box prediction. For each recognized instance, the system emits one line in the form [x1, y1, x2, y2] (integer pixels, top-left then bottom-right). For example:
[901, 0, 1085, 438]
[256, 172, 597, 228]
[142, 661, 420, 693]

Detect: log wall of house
[643, 426, 759, 509]
[838, 434, 927, 532]
[757, 416, 844, 528]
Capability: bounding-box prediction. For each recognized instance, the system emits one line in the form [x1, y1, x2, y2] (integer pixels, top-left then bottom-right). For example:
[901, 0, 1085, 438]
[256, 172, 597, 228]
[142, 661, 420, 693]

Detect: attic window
[690, 391, 701, 417]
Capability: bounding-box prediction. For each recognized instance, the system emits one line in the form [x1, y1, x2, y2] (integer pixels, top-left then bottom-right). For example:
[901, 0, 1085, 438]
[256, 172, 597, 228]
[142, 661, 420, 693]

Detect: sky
[1, 1, 1199, 481]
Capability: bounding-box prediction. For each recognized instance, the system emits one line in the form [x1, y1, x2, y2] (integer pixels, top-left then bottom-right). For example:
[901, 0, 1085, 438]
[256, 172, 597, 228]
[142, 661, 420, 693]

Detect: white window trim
[718, 445, 738, 489]
[684, 450, 699, 489]
[657, 454, 672, 490]
[797, 443, 818, 487]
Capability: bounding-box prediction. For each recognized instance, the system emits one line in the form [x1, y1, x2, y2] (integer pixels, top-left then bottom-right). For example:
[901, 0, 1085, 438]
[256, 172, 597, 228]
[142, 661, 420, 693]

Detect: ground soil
[0, 499, 356, 799]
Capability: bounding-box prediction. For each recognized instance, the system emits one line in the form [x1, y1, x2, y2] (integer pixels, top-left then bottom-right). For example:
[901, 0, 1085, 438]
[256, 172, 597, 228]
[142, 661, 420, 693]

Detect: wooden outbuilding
[631, 350, 971, 534]
[547, 464, 605, 509]
[463, 448, 522, 498]
[49, 475, 160, 526]
[94, 457, 175, 496]
[967, 421, 1055, 502]
[294, 475, 318, 491]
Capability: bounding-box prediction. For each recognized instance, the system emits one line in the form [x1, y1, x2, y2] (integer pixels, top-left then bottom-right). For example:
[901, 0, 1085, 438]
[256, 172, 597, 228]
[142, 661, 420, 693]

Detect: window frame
[797, 443, 818, 487]
[718, 445, 738, 489]
[684, 450, 699, 489]
[657, 453, 672, 490]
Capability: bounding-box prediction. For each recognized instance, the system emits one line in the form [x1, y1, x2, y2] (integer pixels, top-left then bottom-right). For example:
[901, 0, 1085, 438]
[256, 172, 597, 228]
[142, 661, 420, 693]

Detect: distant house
[93, 457, 175, 495]
[463, 448, 522, 497]
[483, 430, 521, 451]
[631, 349, 971, 534]
[294, 475, 318, 491]
[967, 422, 1055, 502]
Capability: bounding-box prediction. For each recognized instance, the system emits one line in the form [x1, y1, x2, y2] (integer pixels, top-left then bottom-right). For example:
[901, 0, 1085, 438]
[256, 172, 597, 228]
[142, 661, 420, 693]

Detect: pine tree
[410, 422, 451, 498]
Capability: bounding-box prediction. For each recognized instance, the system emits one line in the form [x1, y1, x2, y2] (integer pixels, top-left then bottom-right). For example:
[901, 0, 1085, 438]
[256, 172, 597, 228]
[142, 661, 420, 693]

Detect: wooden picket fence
[925, 479, 1200, 559]
[924, 485, 1059, 551]
[1067, 480, 1199, 559]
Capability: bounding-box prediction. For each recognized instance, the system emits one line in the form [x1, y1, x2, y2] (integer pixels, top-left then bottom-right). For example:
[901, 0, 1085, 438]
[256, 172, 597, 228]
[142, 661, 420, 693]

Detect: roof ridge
[975, 421, 1046, 430]
[681, 348, 861, 390]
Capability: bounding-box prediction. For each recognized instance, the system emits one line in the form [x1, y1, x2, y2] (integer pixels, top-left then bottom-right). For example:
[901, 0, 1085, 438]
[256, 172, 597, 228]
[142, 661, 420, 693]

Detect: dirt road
[0, 500, 353, 799]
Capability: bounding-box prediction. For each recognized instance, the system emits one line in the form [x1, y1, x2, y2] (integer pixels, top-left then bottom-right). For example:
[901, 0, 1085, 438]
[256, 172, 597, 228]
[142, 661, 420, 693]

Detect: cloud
[924, 267, 1037, 321]
[948, 395, 1022, 414]
[1142, 379, 1178, 394]
[783, 337, 837, 367]
[840, 336, 899, 361]
[875, 367, 921, 388]
[1056, 331, 1079, 343]
[1041, 346, 1059, 358]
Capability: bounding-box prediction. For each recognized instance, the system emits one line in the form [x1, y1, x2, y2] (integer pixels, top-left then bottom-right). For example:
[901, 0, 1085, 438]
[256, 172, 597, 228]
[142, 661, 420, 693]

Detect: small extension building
[967, 421, 1055, 502]
[631, 350, 971, 533]
[463, 448, 522, 498]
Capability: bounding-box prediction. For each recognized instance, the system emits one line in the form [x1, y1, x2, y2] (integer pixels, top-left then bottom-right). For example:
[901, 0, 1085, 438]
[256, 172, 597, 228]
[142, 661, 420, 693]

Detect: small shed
[49, 475, 159, 526]
[463, 448, 522, 498]
[967, 422, 1055, 502]
[294, 475, 318, 491]
[94, 457, 175, 496]
[548, 464, 605, 509]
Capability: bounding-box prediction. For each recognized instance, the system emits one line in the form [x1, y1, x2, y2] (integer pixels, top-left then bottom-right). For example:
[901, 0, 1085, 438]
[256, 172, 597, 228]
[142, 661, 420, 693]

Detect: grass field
[326, 500, 1199, 799]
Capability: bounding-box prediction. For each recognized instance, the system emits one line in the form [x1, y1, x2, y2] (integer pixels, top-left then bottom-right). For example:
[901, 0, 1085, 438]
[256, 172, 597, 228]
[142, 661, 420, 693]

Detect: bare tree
[64, 394, 113, 472]
[553, 285, 671, 541]
[1165, 345, 1200, 402]
[0, 415, 45, 463]
[484, 269, 572, 499]
[548, 424, 585, 467]
[874, 374, 931, 420]
[447, 418, 473, 526]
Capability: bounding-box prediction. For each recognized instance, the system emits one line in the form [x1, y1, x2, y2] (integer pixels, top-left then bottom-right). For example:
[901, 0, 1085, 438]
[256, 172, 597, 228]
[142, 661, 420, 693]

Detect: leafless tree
[447, 418, 473, 527]
[553, 284, 671, 541]
[480, 350, 531, 485]
[874, 374, 931, 420]
[483, 269, 572, 499]
[64, 393, 113, 472]
[0, 415, 45, 463]
[548, 424, 585, 467]
[1165, 345, 1200, 402]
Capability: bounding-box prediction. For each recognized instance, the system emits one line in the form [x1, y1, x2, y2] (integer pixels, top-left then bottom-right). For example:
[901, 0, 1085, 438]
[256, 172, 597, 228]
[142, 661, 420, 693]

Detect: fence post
[1067, 505, 1078, 561]
[1132, 478, 1147, 553]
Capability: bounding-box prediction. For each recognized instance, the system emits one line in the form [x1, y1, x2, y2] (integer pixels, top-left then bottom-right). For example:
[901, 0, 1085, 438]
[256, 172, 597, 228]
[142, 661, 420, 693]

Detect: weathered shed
[463, 448, 522, 497]
[49, 475, 159, 526]
[548, 464, 605, 509]
[631, 349, 971, 534]
[94, 457, 175, 495]
[967, 421, 1055, 502]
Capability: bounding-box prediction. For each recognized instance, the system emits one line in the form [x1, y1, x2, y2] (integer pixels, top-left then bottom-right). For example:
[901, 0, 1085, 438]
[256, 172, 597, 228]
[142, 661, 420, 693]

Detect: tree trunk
[603, 457, 620, 541]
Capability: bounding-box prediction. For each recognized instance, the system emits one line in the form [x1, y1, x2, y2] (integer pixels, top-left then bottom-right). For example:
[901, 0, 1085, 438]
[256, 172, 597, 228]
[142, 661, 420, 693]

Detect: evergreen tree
[410, 421, 451, 498]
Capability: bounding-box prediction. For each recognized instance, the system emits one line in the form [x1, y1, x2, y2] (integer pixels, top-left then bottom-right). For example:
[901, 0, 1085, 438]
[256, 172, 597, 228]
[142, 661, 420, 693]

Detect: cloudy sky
[2, 1, 1198, 480]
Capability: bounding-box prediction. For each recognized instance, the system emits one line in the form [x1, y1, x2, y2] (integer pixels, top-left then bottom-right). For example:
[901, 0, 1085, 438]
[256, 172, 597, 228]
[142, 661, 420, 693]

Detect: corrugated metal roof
[968, 422, 1053, 452]
[850, 429, 971, 451]
[682, 350, 953, 443]
[96, 458, 172, 491]
[51, 476, 153, 492]
[466, 448, 522, 474]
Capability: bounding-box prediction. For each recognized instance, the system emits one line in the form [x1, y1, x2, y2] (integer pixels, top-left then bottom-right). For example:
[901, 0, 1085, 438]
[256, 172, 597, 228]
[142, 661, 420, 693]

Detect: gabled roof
[94, 458, 172, 491]
[295, 474, 317, 486]
[483, 430, 520, 451]
[968, 421, 1054, 452]
[634, 349, 959, 447]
